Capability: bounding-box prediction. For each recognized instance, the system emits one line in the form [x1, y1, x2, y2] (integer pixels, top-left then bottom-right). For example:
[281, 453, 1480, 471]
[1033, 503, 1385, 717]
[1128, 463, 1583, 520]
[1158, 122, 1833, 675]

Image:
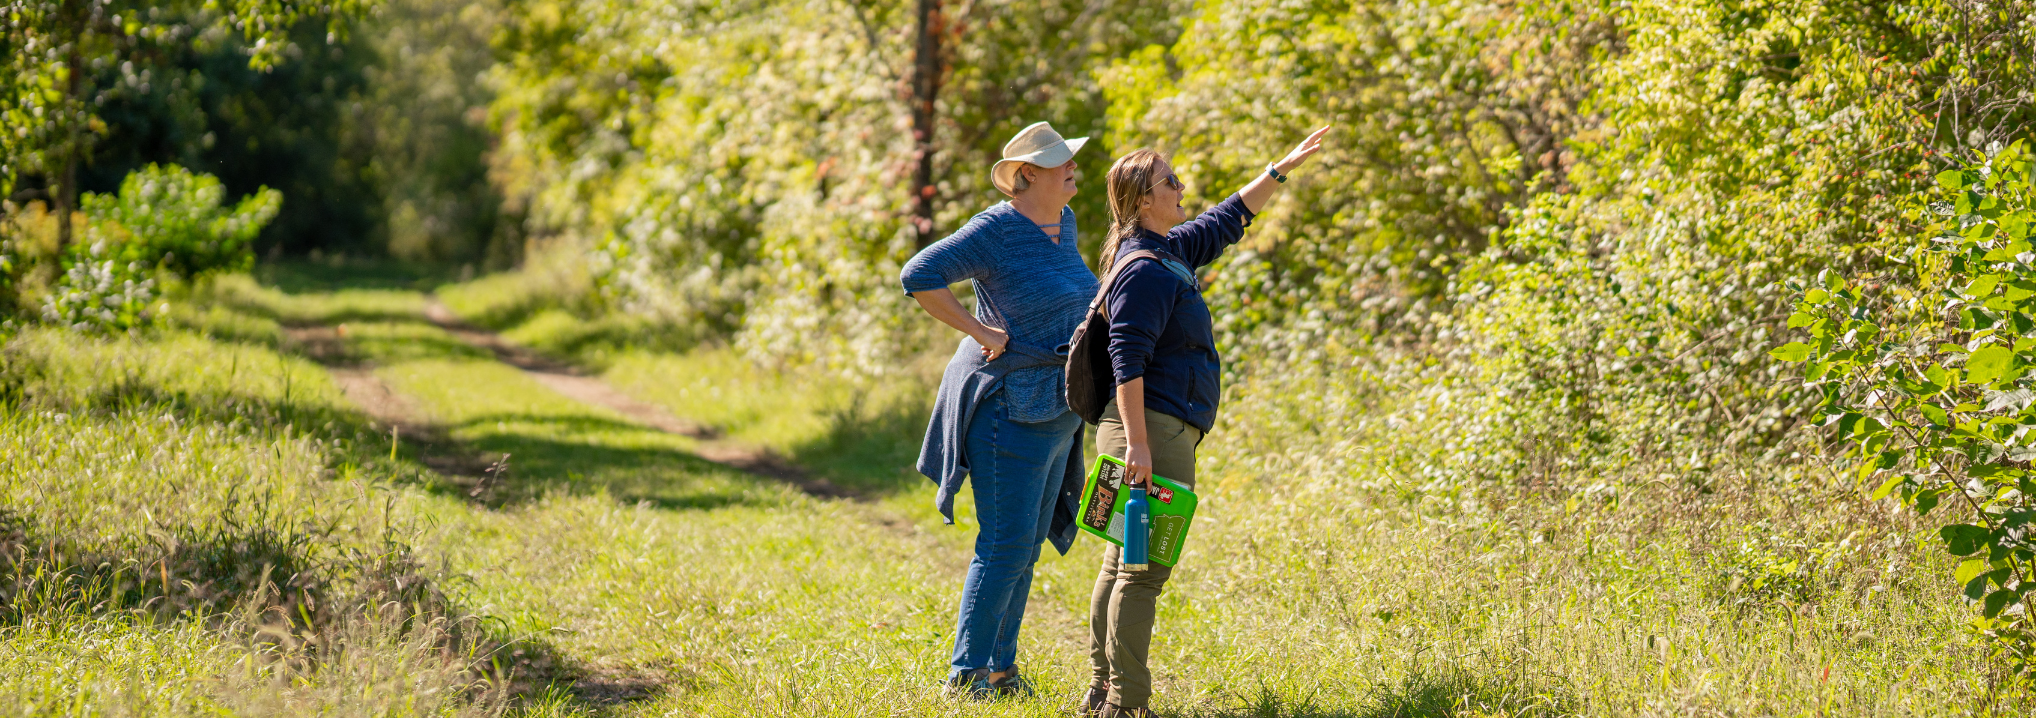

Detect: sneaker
[987, 667, 1035, 698]
[1077, 683, 1108, 717]
[942, 668, 994, 699]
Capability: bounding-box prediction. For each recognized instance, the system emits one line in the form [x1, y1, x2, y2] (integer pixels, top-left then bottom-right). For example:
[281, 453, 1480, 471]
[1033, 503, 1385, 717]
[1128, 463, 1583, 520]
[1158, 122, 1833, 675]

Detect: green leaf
[1967, 464, 2011, 478]
[1983, 589, 2021, 618]
[1870, 473, 1907, 500]
[1983, 240, 2031, 261]
[1966, 345, 2016, 384]
[1836, 412, 1864, 438]
[1942, 524, 1992, 556]
[1787, 311, 1815, 328]
[1966, 572, 1992, 601]
[1920, 404, 1949, 426]
[1956, 557, 1990, 584]
[1770, 342, 1814, 362]
[1804, 288, 1832, 305]
[1916, 488, 1943, 515]
[1939, 170, 1968, 190]
[1969, 275, 2002, 298]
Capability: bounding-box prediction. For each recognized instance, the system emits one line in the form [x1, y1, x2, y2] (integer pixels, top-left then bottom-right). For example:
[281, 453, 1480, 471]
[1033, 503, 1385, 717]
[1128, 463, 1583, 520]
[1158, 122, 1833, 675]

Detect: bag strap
[1088, 249, 1177, 314]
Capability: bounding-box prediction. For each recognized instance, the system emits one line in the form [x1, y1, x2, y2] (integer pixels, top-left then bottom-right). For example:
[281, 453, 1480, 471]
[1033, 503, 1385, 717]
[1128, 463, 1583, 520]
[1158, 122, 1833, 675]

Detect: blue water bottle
[1123, 484, 1151, 572]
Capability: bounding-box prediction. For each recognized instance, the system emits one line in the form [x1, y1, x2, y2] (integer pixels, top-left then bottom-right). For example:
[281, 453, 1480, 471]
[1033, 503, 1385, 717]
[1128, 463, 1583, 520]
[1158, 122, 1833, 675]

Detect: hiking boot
[942, 668, 994, 699]
[1077, 683, 1108, 717]
[988, 666, 1035, 698]
[1099, 703, 1157, 718]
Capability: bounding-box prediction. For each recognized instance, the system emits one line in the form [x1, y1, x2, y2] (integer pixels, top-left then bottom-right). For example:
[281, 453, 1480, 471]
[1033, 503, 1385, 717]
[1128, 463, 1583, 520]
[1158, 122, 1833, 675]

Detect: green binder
[1076, 454, 1198, 567]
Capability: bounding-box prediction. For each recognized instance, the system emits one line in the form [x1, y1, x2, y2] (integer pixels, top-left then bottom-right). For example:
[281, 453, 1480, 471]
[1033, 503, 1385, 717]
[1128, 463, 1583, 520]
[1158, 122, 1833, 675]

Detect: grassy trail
[255, 279, 1099, 715]
[5, 266, 2023, 717]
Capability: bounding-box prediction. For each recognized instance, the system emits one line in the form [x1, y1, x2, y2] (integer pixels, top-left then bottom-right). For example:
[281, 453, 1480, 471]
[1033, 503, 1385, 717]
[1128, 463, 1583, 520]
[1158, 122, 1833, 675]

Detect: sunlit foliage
[483, 0, 1190, 374]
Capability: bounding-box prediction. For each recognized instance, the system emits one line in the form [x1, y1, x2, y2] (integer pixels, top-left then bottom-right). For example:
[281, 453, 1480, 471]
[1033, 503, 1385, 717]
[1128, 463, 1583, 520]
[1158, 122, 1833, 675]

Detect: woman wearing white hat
[900, 121, 1099, 697]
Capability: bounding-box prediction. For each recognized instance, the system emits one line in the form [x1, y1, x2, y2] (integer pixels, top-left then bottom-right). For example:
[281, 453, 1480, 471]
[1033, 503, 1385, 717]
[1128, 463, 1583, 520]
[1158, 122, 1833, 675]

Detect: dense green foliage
[33, 164, 280, 330]
[79, 163, 280, 277]
[11, 0, 2036, 705]
[1, 0, 502, 262]
[470, 0, 2036, 662]
[482, 0, 1190, 372]
[1779, 143, 2036, 669]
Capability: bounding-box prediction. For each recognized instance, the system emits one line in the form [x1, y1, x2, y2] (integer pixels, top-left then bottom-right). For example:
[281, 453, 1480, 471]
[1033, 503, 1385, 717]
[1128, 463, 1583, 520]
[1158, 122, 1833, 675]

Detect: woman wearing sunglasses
[1082, 126, 1331, 718]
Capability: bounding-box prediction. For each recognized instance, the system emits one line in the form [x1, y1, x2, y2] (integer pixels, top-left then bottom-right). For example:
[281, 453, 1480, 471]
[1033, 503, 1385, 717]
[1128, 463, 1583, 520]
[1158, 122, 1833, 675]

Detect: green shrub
[1777, 140, 2036, 671]
[80, 164, 281, 279]
[40, 165, 281, 331]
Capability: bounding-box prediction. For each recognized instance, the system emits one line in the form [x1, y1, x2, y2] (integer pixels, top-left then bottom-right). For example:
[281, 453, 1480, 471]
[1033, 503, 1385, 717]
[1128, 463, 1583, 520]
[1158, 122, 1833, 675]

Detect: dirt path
[417, 298, 858, 499]
[285, 324, 504, 478]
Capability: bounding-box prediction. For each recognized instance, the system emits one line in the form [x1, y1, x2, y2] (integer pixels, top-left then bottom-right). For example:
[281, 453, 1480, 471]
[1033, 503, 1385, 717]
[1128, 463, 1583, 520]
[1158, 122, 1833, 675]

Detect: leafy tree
[0, 0, 370, 253]
[484, 0, 1186, 373]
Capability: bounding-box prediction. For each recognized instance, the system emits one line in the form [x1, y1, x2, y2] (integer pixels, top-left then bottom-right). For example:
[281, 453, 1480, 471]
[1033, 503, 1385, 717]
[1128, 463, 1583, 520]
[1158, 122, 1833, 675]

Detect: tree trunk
[909, 0, 943, 248]
[55, 2, 85, 253]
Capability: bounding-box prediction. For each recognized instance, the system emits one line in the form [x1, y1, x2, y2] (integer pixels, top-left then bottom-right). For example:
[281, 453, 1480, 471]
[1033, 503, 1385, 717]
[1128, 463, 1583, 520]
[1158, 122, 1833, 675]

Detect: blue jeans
[949, 391, 1080, 679]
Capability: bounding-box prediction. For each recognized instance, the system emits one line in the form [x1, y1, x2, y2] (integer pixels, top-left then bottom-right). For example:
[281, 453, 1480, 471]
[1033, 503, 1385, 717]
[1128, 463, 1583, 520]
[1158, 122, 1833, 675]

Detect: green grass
[2, 263, 2029, 716]
[431, 247, 715, 368]
[381, 356, 785, 508]
[600, 349, 939, 495]
[0, 321, 509, 716]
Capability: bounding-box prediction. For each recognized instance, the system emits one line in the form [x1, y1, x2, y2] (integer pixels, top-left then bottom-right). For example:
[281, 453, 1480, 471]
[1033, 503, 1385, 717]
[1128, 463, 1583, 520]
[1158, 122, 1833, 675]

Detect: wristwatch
[1265, 162, 1288, 183]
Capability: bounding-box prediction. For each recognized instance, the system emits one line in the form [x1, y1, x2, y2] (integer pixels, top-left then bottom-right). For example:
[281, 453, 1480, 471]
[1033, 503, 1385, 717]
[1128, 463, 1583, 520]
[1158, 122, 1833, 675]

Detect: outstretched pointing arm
[1239, 125, 1332, 215]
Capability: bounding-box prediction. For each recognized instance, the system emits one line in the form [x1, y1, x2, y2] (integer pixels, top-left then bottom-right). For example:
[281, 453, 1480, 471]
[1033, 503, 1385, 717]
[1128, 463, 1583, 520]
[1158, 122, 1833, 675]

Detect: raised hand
[1274, 125, 1332, 175]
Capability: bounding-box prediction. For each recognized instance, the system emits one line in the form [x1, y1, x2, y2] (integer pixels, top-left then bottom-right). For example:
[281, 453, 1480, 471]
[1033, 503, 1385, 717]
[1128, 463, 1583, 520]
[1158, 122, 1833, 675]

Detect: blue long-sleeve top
[902, 203, 1098, 422]
[901, 202, 1098, 552]
[1104, 193, 1255, 433]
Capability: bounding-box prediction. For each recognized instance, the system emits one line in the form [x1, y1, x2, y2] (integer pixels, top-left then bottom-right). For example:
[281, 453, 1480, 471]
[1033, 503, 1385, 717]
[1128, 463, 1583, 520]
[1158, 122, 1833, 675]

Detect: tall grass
[4, 265, 2023, 716]
[432, 264, 2024, 716]
[0, 318, 517, 715]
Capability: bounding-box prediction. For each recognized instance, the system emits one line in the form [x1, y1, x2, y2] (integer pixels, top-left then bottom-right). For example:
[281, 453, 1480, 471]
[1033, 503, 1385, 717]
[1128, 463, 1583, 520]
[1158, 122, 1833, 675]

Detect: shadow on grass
[205, 288, 432, 330]
[330, 330, 494, 364]
[0, 506, 331, 628]
[0, 507, 606, 707]
[478, 310, 720, 365]
[19, 346, 784, 513]
[1197, 669, 1578, 718]
[256, 258, 463, 294]
[446, 412, 795, 510]
[783, 388, 936, 497]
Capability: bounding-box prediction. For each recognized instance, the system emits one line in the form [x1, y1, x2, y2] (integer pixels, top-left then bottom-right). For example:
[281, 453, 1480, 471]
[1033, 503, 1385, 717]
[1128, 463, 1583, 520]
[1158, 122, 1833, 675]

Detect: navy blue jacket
[1105, 193, 1254, 433]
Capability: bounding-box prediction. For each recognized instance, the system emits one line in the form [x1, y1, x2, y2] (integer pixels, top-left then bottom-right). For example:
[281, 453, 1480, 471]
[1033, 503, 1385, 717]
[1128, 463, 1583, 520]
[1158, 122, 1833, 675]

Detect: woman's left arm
[1164, 126, 1334, 267]
[1238, 125, 1331, 215]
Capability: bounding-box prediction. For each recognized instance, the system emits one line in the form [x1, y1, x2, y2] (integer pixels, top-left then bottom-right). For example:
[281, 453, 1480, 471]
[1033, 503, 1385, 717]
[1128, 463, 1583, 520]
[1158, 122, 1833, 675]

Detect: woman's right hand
[911, 288, 1012, 360]
[975, 326, 1010, 361]
[1122, 440, 1154, 488]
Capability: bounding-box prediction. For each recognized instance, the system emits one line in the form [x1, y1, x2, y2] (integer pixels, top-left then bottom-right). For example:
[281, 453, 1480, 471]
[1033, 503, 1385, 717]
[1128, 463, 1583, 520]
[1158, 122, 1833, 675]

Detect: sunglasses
[1148, 173, 1184, 192]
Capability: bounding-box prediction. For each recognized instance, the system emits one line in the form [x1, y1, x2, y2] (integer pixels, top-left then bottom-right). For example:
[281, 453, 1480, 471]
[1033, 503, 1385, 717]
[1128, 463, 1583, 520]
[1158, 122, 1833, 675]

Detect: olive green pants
[1089, 401, 1201, 709]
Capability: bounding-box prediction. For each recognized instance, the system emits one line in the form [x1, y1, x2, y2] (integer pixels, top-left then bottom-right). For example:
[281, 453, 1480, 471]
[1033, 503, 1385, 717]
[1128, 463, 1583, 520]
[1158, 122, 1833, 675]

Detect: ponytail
[1099, 149, 1167, 275]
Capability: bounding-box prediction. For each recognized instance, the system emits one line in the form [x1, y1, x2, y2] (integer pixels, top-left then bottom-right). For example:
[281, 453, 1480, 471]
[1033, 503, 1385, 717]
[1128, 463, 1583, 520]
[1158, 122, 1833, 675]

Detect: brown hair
[1099, 149, 1167, 275]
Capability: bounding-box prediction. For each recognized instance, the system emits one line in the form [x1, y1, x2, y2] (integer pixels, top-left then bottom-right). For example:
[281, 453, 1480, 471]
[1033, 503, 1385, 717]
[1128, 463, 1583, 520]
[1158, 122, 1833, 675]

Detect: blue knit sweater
[901, 202, 1098, 422]
[901, 202, 1098, 548]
